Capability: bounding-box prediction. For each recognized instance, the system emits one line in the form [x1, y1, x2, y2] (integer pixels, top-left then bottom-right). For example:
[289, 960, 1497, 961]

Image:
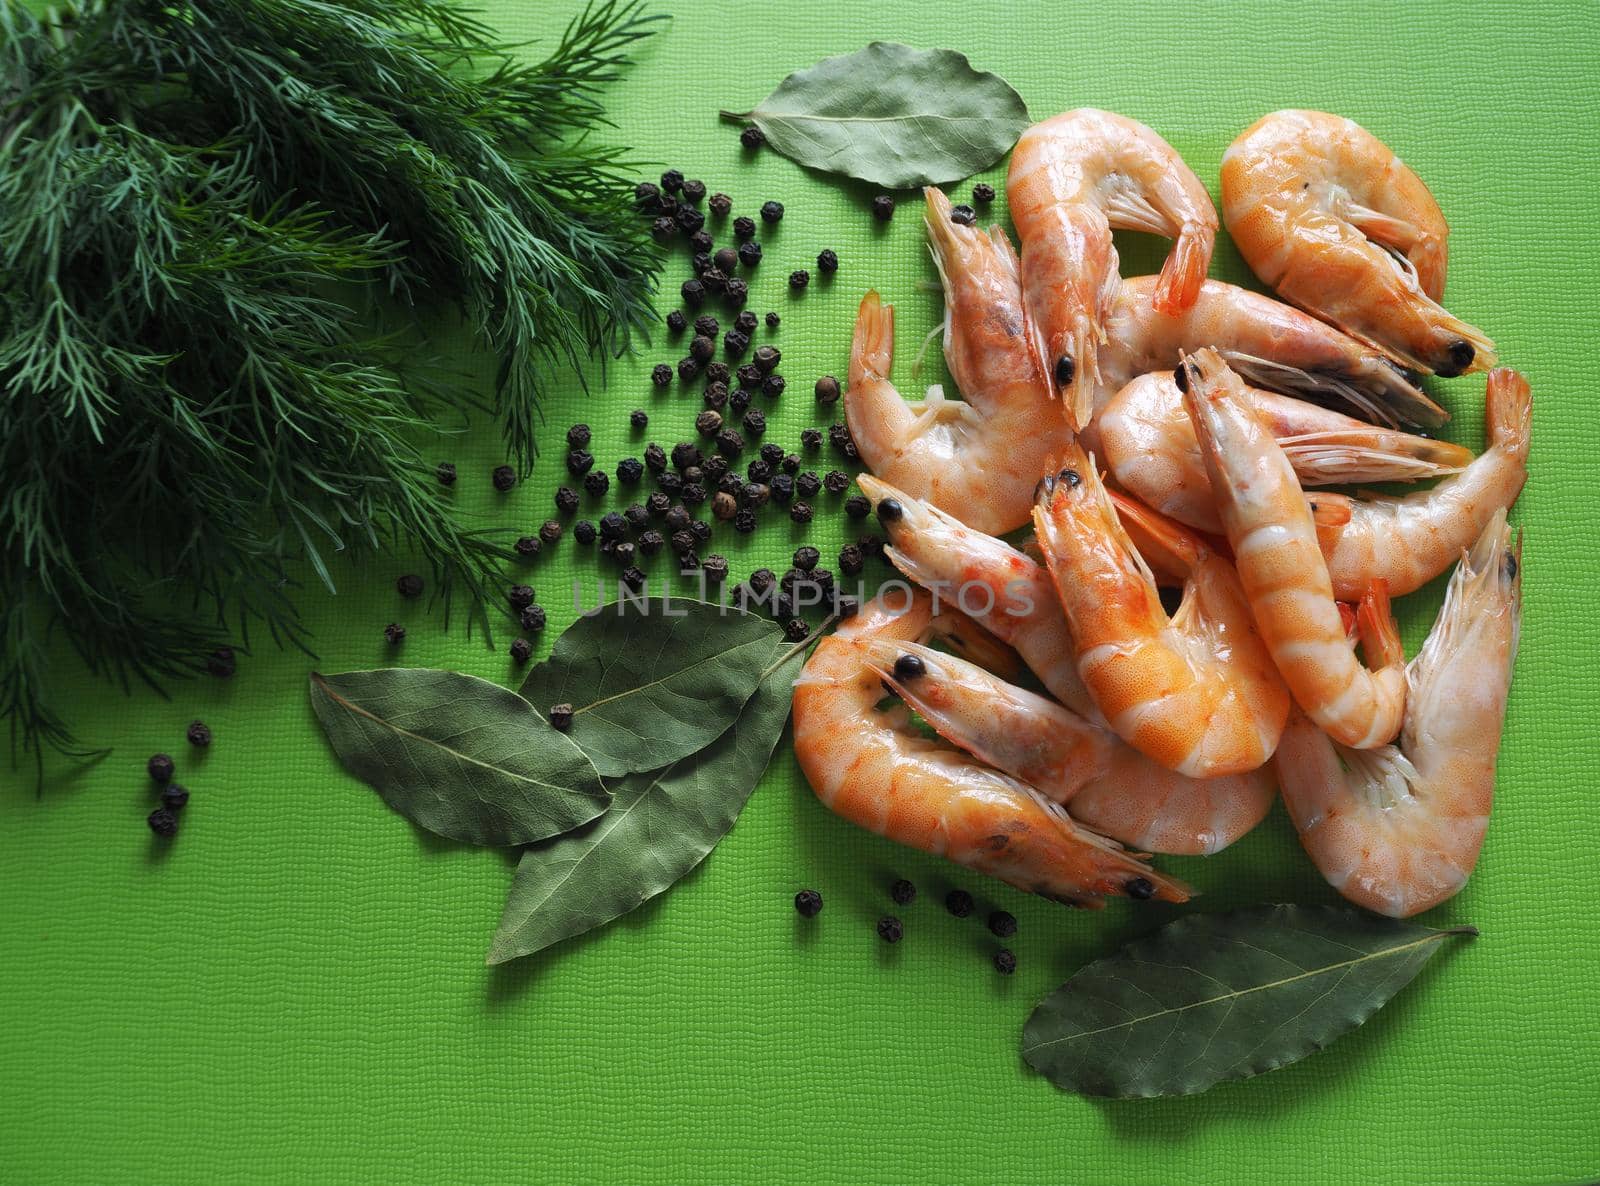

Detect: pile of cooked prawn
[793, 109, 1525, 919]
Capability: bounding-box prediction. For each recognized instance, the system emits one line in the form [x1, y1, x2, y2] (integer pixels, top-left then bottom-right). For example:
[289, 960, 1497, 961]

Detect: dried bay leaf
[518, 598, 786, 778]
[310, 668, 608, 846]
[487, 641, 805, 964]
[1022, 904, 1476, 1098]
[720, 43, 1029, 189]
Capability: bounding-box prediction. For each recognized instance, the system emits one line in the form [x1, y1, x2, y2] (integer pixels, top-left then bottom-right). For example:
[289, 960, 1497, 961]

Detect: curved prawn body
[1101, 276, 1445, 428]
[1031, 444, 1290, 779]
[1179, 348, 1406, 748]
[792, 591, 1189, 906]
[855, 473, 1094, 718]
[859, 637, 1276, 856]
[1320, 369, 1531, 599]
[1222, 110, 1495, 377]
[1275, 511, 1521, 916]
[1008, 109, 1217, 428]
[1100, 371, 1473, 535]
[844, 190, 1068, 535]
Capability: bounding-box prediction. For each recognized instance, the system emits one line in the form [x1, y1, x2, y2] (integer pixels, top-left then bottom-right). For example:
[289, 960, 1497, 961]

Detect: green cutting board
[4, 2, 1599, 1182]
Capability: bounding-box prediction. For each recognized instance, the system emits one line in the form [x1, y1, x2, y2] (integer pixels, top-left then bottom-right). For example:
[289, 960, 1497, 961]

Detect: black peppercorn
[621, 564, 646, 590]
[838, 544, 865, 576]
[760, 200, 784, 223]
[740, 481, 770, 508]
[716, 428, 745, 457]
[712, 247, 737, 275]
[651, 362, 673, 387]
[624, 504, 650, 531]
[746, 459, 773, 484]
[814, 375, 841, 405]
[574, 520, 597, 545]
[665, 310, 688, 334]
[565, 449, 594, 476]
[950, 203, 976, 226]
[147, 753, 175, 784]
[550, 703, 574, 731]
[711, 491, 738, 520]
[690, 232, 715, 259]
[769, 473, 794, 503]
[397, 573, 424, 599]
[740, 124, 766, 148]
[816, 248, 838, 273]
[829, 423, 854, 451]
[994, 948, 1017, 975]
[700, 266, 728, 294]
[973, 182, 996, 204]
[686, 314, 715, 340]
[514, 535, 540, 558]
[690, 336, 715, 365]
[871, 194, 894, 221]
[705, 361, 731, 386]
[844, 494, 871, 520]
[677, 550, 701, 573]
[733, 215, 757, 240]
[733, 509, 757, 534]
[677, 356, 701, 382]
[724, 277, 749, 306]
[660, 168, 684, 193]
[599, 511, 628, 540]
[858, 533, 886, 559]
[681, 278, 705, 307]
[703, 554, 729, 583]
[945, 888, 975, 917]
[703, 455, 730, 481]
[631, 408, 649, 429]
[709, 192, 733, 217]
[147, 807, 179, 838]
[492, 465, 517, 492]
[737, 240, 762, 269]
[538, 520, 563, 545]
[508, 583, 535, 610]
[161, 783, 190, 811]
[646, 491, 672, 517]
[695, 409, 723, 438]
[644, 443, 668, 473]
[509, 637, 533, 664]
[664, 505, 691, 533]
[765, 311, 781, 329]
[566, 423, 591, 449]
[681, 483, 706, 507]
[638, 529, 665, 556]
[783, 618, 810, 642]
[796, 472, 821, 498]
[727, 312, 753, 337]
[889, 878, 916, 906]
[754, 442, 780, 467]
[1126, 877, 1156, 900]
[877, 915, 903, 943]
[583, 470, 609, 497]
[794, 888, 822, 917]
[634, 180, 661, 210]
[436, 461, 457, 487]
[657, 471, 683, 496]
[723, 330, 750, 357]
[186, 720, 212, 749]
[704, 381, 729, 410]
[616, 457, 644, 485]
[733, 412, 763, 441]
[520, 604, 547, 633]
[689, 519, 712, 545]
[676, 206, 705, 235]
[670, 529, 696, 555]
[651, 215, 676, 241]
[732, 366, 757, 391]
[753, 345, 781, 374]
[549, 489, 575, 518]
[759, 374, 784, 399]
[793, 545, 820, 572]
[800, 427, 822, 450]
[823, 470, 849, 495]
[682, 178, 706, 203]
[730, 388, 753, 414]
[987, 910, 1017, 938]
[788, 269, 810, 289]
[671, 442, 702, 470]
[789, 501, 814, 525]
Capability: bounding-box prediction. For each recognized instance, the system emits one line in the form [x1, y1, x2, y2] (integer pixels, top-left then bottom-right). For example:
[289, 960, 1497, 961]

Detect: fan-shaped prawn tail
[1154, 220, 1215, 315]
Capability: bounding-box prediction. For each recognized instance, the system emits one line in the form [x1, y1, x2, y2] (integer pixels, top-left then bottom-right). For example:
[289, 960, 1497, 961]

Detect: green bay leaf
[1021, 904, 1476, 1099]
[518, 598, 785, 778]
[720, 42, 1030, 188]
[309, 668, 608, 847]
[487, 642, 804, 964]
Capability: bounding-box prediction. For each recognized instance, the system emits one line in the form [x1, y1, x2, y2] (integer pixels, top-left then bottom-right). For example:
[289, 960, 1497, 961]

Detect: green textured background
[4, 2, 1599, 1182]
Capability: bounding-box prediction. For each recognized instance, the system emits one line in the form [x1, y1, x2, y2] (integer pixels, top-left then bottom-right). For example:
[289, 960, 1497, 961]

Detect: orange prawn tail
[1153, 220, 1215, 315]
[1484, 367, 1532, 454]
[1355, 579, 1405, 671]
[849, 291, 892, 387]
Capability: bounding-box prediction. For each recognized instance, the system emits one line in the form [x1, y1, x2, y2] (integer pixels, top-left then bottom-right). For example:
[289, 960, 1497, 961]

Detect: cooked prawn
[1099, 371, 1472, 535]
[792, 590, 1189, 906]
[1320, 369, 1531, 599]
[1179, 347, 1406, 748]
[1222, 110, 1495, 377]
[1008, 109, 1217, 428]
[1275, 511, 1521, 916]
[844, 189, 1067, 535]
[1099, 276, 1445, 428]
[858, 636, 1276, 857]
[1031, 443, 1290, 778]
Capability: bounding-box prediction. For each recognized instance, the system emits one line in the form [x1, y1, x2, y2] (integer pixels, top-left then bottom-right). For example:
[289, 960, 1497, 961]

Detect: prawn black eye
[1439, 339, 1475, 377]
[1503, 551, 1519, 581]
[1060, 468, 1082, 488]
[1125, 877, 1155, 900]
[1172, 362, 1190, 393]
[1054, 355, 1075, 386]
[892, 653, 926, 681]
[875, 498, 903, 524]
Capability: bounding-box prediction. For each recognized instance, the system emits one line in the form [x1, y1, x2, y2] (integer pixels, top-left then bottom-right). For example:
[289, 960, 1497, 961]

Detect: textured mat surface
[3, 2, 1599, 1183]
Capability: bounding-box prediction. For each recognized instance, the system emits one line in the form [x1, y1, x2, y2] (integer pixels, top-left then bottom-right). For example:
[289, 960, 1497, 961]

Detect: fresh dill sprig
[0, 0, 663, 772]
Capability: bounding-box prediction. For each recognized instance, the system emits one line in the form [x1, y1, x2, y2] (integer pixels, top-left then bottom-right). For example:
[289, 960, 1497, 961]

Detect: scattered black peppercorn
[736, 241, 762, 270]
[566, 423, 591, 448]
[705, 361, 731, 385]
[987, 910, 1018, 938]
[436, 461, 457, 487]
[783, 618, 810, 642]
[973, 182, 996, 204]
[681, 278, 705, 307]
[671, 442, 702, 470]
[770, 473, 794, 503]
[634, 180, 661, 210]
[733, 215, 757, 241]
[695, 409, 723, 438]
[583, 470, 610, 497]
[814, 375, 841, 404]
[615, 458, 643, 486]
[555, 486, 580, 514]
[703, 455, 729, 481]
[147, 753, 176, 784]
[796, 472, 822, 498]
[730, 388, 753, 414]
[871, 194, 894, 221]
[789, 501, 814, 525]
[682, 482, 706, 507]
[690, 519, 713, 545]
[690, 335, 715, 364]
[565, 449, 594, 476]
[700, 266, 728, 294]
[682, 178, 706, 203]
[794, 888, 822, 917]
[650, 214, 676, 241]
[709, 192, 733, 217]
[514, 535, 541, 559]
[748, 568, 777, 595]
[811, 247, 837, 274]
[646, 491, 672, 517]
[677, 356, 701, 382]
[740, 125, 765, 148]
[397, 573, 425, 599]
[753, 345, 781, 374]
[892, 652, 926, 681]
[890, 878, 916, 905]
[731, 310, 756, 336]
[877, 915, 904, 943]
[746, 459, 773, 485]
[147, 807, 179, 838]
[549, 703, 574, 731]
[757, 442, 783, 467]
[799, 427, 822, 450]
[664, 505, 692, 533]
[1126, 877, 1156, 900]
[670, 529, 696, 556]
[723, 330, 750, 357]
[733, 509, 758, 533]
[520, 604, 547, 633]
[161, 784, 190, 811]
[765, 311, 781, 329]
[539, 520, 563, 545]
[676, 206, 705, 235]
[621, 565, 647, 590]
[837, 544, 865, 576]
[994, 948, 1017, 975]
[829, 423, 855, 453]
[704, 381, 729, 410]
[186, 720, 212, 749]
[735, 363, 760, 389]
[945, 889, 975, 917]
[760, 199, 784, 223]
[657, 471, 684, 495]
[644, 443, 668, 473]
[492, 464, 517, 492]
[665, 310, 688, 334]
[690, 229, 714, 256]
[709, 247, 736, 276]
[677, 550, 702, 573]
[637, 529, 665, 557]
[651, 362, 673, 387]
[780, 453, 801, 475]
[599, 511, 629, 540]
[703, 554, 729, 583]
[843, 494, 871, 520]
[724, 277, 749, 306]
[711, 491, 738, 520]
[823, 470, 850, 495]
[660, 168, 684, 193]
[788, 269, 810, 290]
[509, 637, 533, 664]
[738, 411, 764, 438]
[630, 408, 649, 429]
[740, 480, 771, 508]
[574, 520, 597, 545]
[624, 504, 650, 531]
[950, 203, 976, 226]
[793, 545, 820, 572]
[761, 374, 786, 399]
[508, 583, 535, 610]
[716, 428, 746, 457]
